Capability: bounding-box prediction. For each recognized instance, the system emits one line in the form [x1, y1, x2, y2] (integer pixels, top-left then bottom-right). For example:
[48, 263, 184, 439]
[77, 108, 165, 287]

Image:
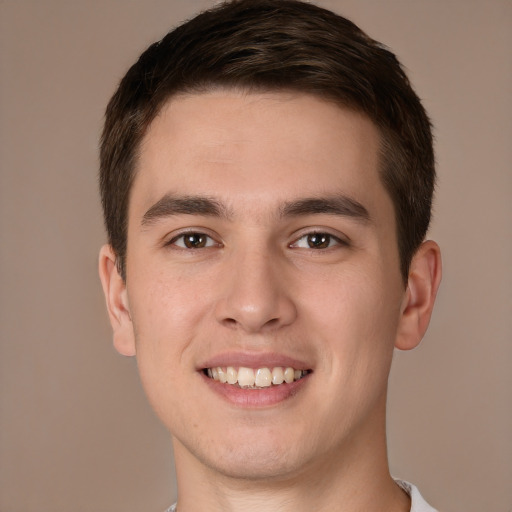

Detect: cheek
[295, 268, 400, 441]
[126, 272, 209, 427]
[305, 265, 401, 374]
[129, 269, 211, 337]
[125, 271, 214, 399]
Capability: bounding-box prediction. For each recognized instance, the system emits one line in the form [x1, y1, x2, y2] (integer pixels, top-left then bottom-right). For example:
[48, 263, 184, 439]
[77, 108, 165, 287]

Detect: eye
[291, 232, 345, 249]
[169, 232, 218, 249]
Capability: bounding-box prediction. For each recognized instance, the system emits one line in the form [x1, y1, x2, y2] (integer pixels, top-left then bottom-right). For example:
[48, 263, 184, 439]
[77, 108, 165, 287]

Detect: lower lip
[200, 372, 311, 408]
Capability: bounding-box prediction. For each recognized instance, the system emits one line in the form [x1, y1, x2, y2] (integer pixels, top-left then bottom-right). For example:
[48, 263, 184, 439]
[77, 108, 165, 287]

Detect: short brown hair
[100, 0, 435, 282]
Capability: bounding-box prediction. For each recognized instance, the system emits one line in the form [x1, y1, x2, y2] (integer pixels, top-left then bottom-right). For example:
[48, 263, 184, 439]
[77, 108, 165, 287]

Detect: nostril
[222, 318, 238, 329]
[222, 316, 281, 331]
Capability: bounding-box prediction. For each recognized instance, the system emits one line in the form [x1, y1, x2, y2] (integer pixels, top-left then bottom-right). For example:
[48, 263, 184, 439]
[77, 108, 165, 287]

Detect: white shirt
[165, 480, 438, 512]
[396, 480, 439, 512]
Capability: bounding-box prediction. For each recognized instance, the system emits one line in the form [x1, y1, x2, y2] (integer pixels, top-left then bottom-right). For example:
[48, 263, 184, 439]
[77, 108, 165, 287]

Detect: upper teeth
[206, 366, 307, 388]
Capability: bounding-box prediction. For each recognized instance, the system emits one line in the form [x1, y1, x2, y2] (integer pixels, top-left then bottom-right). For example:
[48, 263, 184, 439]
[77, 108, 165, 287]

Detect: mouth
[203, 366, 311, 389]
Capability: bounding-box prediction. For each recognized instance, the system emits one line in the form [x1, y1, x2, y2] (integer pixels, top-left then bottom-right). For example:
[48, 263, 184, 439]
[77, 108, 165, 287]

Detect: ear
[395, 240, 442, 351]
[98, 245, 136, 356]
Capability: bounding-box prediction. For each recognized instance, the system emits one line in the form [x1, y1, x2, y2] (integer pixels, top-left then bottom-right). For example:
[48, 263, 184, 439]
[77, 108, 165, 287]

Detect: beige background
[1, 1, 511, 511]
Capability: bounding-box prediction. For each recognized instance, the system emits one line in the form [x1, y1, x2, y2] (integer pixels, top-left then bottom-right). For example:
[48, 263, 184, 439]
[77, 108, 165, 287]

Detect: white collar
[395, 479, 439, 512]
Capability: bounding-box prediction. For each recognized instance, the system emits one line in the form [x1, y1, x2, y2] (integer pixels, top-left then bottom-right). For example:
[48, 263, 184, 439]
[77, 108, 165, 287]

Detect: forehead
[133, 90, 391, 223]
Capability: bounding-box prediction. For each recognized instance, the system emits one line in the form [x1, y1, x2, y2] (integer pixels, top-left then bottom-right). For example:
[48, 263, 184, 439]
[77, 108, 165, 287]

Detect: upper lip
[199, 351, 312, 371]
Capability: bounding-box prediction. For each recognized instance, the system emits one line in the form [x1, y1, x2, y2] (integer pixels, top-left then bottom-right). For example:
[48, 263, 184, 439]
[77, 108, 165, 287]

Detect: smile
[204, 366, 310, 388]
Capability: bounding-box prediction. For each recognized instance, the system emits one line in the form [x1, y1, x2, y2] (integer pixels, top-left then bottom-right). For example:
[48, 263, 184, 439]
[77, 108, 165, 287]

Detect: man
[98, 1, 442, 510]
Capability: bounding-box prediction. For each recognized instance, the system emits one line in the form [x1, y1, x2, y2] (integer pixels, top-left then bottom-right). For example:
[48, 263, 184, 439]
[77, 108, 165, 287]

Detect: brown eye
[183, 233, 207, 248]
[307, 233, 331, 249]
[290, 231, 346, 250]
[171, 232, 217, 249]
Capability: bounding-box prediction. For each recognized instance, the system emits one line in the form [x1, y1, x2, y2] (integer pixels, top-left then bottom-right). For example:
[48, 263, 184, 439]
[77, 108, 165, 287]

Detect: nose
[214, 246, 297, 333]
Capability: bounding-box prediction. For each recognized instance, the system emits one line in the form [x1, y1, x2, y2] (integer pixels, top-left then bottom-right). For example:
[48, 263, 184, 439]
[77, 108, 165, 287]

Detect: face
[113, 91, 410, 481]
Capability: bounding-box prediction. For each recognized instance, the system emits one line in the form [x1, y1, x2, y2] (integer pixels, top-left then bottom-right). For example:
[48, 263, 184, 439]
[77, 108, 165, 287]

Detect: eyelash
[167, 231, 221, 250]
[166, 230, 348, 251]
[289, 231, 348, 250]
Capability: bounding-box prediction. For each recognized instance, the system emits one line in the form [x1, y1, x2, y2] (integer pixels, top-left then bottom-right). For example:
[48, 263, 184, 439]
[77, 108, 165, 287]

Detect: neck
[171, 400, 410, 512]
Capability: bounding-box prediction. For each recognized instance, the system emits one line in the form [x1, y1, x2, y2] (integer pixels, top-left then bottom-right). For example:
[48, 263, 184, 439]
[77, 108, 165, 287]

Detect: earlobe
[98, 245, 136, 356]
[395, 240, 442, 351]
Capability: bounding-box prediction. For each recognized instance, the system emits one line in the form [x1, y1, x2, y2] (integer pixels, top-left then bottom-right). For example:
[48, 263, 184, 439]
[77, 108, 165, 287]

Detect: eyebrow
[141, 193, 370, 227]
[280, 196, 370, 222]
[141, 194, 232, 226]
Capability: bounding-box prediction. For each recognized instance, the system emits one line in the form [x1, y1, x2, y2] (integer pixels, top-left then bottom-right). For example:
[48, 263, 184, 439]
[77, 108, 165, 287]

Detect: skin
[99, 90, 441, 512]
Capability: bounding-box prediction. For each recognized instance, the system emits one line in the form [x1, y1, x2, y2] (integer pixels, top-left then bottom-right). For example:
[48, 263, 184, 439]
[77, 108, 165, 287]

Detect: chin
[204, 449, 306, 482]
[179, 429, 316, 482]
